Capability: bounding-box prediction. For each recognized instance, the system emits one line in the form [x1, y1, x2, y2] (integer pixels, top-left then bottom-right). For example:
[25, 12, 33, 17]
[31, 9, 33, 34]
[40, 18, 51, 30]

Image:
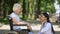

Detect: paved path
[0, 24, 60, 34]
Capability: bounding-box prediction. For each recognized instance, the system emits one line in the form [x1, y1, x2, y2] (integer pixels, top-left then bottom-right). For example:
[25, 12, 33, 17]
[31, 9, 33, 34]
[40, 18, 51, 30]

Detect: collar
[44, 22, 47, 26]
[13, 12, 19, 16]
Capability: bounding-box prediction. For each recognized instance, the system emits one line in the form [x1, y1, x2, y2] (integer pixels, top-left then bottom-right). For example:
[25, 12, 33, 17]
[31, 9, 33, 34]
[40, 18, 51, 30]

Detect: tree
[57, 0, 60, 4]
[0, 0, 57, 20]
[34, 0, 41, 19]
[3, 0, 19, 18]
[22, 0, 26, 20]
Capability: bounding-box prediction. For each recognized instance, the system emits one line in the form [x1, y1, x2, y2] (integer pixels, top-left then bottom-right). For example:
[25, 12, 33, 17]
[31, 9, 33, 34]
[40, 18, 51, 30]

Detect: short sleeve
[10, 13, 20, 22]
[10, 13, 16, 18]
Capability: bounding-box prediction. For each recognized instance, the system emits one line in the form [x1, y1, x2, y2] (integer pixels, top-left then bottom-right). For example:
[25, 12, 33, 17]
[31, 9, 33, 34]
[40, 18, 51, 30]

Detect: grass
[0, 18, 9, 24]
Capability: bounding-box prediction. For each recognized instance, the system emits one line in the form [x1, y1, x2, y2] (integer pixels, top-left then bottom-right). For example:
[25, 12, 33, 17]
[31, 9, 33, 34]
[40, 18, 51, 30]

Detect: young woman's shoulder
[47, 22, 51, 24]
[46, 22, 51, 26]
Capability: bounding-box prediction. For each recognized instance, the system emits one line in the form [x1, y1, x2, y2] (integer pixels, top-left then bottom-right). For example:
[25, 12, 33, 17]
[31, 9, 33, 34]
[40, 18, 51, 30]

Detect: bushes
[0, 18, 9, 24]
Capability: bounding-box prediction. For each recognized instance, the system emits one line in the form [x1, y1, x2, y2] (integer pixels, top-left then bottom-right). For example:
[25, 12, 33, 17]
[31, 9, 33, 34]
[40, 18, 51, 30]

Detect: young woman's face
[39, 14, 47, 22]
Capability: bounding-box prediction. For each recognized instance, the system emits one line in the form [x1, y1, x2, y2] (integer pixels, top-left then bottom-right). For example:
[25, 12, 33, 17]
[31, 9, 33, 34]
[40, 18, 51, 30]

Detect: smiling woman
[38, 12, 55, 34]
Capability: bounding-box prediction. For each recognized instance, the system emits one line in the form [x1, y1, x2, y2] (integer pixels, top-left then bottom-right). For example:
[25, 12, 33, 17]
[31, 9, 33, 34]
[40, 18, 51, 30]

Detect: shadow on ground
[0, 30, 10, 34]
[33, 30, 60, 34]
[0, 30, 60, 34]
[0, 30, 19, 34]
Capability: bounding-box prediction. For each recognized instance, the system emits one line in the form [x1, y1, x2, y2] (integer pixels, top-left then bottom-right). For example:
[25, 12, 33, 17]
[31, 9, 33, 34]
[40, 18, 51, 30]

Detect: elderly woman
[10, 3, 33, 34]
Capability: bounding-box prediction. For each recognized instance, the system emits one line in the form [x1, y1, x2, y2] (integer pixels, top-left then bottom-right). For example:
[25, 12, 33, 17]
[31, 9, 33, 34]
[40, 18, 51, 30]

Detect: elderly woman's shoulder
[10, 12, 14, 15]
[10, 12, 16, 17]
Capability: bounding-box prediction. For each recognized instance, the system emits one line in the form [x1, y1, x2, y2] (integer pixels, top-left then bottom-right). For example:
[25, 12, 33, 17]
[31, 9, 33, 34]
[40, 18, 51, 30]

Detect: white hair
[13, 3, 22, 12]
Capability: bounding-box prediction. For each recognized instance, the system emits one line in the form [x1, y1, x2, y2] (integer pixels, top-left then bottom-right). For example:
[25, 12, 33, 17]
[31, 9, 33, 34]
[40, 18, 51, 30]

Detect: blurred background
[0, 0, 60, 34]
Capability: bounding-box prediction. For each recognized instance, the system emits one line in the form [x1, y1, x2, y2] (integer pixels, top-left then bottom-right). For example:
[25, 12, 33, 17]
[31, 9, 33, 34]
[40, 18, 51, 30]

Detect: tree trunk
[22, 0, 26, 20]
[3, 0, 6, 18]
[35, 0, 41, 19]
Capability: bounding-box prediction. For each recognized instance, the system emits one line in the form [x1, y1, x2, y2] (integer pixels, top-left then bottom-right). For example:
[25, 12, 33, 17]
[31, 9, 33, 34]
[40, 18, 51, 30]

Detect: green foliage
[1, 0, 57, 21]
[40, 0, 55, 13]
[4, 0, 19, 14]
[57, 0, 60, 4]
[0, 18, 9, 24]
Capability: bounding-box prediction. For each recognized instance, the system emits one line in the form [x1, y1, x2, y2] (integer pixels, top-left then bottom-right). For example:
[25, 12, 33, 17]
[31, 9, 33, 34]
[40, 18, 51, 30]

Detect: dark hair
[42, 12, 55, 34]
[42, 13, 50, 22]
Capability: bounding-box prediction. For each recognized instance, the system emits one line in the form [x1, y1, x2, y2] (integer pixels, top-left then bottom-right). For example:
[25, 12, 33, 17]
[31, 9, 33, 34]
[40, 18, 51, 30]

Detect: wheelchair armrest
[13, 24, 27, 26]
[13, 24, 28, 29]
[13, 24, 31, 32]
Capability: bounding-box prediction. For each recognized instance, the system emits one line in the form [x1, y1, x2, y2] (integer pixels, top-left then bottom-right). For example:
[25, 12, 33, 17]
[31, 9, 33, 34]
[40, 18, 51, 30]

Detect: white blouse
[38, 22, 53, 34]
[10, 12, 21, 30]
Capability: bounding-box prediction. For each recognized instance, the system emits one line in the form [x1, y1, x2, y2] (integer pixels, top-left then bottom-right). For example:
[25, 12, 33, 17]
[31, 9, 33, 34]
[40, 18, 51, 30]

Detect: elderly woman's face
[15, 8, 22, 15]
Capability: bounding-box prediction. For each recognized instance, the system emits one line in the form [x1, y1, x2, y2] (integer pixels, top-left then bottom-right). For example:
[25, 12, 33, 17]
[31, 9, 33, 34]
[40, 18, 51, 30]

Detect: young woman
[10, 3, 33, 34]
[38, 12, 55, 34]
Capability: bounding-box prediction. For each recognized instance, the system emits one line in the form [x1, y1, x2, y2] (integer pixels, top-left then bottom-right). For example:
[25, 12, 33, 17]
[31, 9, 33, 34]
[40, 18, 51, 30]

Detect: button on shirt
[38, 22, 53, 34]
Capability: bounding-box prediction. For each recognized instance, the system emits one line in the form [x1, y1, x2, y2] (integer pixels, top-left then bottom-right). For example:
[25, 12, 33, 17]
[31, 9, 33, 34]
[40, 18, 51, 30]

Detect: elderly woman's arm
[12, 17, 25, 24]
[12, 17, 32, 30]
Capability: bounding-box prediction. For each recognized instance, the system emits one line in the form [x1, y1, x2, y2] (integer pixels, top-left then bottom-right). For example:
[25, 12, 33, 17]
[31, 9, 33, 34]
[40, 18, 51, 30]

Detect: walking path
[0, 24, 60, 34]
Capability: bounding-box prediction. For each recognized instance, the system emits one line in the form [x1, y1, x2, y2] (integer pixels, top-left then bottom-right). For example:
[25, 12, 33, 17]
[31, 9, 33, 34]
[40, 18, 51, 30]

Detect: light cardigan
[38, 22, 53, 34]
